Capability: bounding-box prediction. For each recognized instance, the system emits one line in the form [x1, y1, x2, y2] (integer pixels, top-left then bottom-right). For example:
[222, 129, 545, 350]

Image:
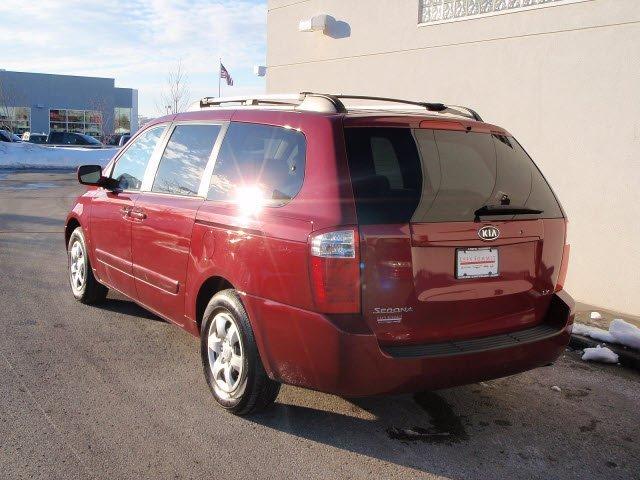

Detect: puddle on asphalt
[387, 392, 469, 444]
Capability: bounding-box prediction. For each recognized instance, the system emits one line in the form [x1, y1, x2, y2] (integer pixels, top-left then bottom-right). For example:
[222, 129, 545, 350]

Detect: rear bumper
[242, 290, 574, 397]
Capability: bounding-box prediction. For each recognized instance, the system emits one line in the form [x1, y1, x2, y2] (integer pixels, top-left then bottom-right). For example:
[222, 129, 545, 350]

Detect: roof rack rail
[197, 92, 483, 121]
[313, 94, 483, 121]
[199, 94, 301, 109]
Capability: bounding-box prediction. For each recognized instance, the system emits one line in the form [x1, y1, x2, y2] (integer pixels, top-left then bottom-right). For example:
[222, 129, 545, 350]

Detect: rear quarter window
[207, 122, 306, 206]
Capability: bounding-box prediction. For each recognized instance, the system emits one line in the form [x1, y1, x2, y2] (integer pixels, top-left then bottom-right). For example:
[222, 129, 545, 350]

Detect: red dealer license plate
[456, 247, 499, 279]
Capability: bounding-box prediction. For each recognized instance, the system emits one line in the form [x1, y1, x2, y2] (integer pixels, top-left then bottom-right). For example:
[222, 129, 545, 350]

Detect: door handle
[129, 209, 147, 220]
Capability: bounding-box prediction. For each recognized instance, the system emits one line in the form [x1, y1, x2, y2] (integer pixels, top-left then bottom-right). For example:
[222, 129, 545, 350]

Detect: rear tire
[67, 227, 108, 304]
[200, 289, 280, 415]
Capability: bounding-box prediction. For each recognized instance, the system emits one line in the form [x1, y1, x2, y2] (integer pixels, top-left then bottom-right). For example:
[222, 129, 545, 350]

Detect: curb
[570, 334, 640, 371]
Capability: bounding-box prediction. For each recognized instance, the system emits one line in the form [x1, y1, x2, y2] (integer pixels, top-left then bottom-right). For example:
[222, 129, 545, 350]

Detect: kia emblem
[478, 226, 500, 241]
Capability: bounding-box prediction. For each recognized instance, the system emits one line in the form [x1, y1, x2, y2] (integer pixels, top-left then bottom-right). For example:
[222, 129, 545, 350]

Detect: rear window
[344, 127, 562, 224]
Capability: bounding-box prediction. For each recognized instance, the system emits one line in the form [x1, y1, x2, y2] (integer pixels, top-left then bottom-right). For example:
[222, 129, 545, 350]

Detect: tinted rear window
[344, 127, 562, 224]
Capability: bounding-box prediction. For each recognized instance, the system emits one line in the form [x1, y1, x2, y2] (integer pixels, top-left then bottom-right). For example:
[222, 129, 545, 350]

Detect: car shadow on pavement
[248, 390, 479, 474]
[95, 296, 165, 322]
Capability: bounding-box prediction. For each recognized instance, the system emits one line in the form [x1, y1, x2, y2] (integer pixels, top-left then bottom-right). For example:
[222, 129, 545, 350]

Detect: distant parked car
[22, 132, 48, 144]
[0, 129, 21, 142]
[105, 133, 131, 147]
[118, 134, 131, 147]
[47, 131, 103, 147]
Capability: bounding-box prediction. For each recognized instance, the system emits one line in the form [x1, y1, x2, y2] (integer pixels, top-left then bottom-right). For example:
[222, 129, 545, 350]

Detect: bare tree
[155, 61, 191, 115]
[0, 76, 28, 134]
[87, 96, 115, 141]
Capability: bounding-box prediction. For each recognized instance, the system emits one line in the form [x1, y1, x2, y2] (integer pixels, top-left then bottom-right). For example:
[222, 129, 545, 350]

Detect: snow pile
[0, 141, 117, 169]
[573, 318, 640, 359]
[572, 323, 616, 343]
[609, 319, 640, 350]
[590, 311, 602, 320]
[582, 345, 619, 364]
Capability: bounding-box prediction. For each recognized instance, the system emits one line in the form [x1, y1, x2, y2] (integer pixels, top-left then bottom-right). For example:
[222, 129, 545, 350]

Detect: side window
[111, 126, 165, 191]
[152, 124, 221, 196]
[208, 123, 306, 205]
[344, 128, 423, 224]
[48, 132, 63, 143]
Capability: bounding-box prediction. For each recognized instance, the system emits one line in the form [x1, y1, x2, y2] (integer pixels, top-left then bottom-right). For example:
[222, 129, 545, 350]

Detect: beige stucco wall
[266, 0, 640, 315]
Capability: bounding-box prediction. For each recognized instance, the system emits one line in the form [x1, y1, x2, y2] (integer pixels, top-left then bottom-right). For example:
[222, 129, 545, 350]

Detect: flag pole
[218, 58, 222, 98]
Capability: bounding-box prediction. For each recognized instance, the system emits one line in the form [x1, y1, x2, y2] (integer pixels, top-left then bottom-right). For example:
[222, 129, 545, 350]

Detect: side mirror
[77, 164, 117, 189]
[77, 165, 103, 185]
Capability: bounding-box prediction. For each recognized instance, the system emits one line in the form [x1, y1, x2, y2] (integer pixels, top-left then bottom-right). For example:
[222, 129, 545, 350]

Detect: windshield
[344, 127, 563, 224]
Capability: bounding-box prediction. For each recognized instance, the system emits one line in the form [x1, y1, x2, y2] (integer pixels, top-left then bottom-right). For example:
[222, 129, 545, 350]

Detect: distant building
[0, 69, 138, 138]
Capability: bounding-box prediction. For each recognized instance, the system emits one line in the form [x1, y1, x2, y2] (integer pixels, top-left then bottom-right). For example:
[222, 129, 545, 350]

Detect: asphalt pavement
[0, 170, 638, 480]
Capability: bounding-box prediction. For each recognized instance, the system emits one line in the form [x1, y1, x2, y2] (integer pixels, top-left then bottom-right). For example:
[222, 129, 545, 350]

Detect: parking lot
[0, 170, 638, 480]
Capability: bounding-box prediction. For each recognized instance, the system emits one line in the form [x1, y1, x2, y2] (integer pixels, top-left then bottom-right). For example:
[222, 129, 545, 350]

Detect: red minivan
[66, 93, 573, 415]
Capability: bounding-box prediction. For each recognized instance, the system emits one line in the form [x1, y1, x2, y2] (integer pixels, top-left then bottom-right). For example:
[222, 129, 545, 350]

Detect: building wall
[0, 70, 138, 134]
[267, 0, 640, 315]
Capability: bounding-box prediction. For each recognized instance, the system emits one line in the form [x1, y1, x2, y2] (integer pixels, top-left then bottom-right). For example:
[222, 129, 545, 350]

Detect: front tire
[200, 289, 280, 415]
[67, 227, 108, 304]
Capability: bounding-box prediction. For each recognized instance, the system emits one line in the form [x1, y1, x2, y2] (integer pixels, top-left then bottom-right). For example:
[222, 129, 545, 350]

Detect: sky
[0, 0, 267, 117]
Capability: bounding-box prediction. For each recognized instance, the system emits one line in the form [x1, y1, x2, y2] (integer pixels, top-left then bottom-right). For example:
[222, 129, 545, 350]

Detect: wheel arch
[193, 274, 275, 379]
[195, 275, 235, 330]
[64, 216, 81, 247]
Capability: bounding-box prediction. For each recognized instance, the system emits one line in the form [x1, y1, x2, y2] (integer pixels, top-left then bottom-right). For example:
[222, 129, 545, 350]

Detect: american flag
[220, 63, 233, 86]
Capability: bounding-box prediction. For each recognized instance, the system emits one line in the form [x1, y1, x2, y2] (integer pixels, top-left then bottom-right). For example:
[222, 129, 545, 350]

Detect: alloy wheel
[207, 311, 244, 399]
[69, 240, 86, 294]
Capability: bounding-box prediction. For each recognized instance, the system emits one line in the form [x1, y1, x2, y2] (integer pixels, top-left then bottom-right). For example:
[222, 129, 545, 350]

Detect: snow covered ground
[572, 322, 616, 343]
[0, 141, 117, 169]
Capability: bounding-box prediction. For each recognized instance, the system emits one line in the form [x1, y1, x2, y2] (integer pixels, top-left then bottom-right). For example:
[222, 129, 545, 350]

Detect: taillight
[555, 220, 570, 292]
[309, 228, 360, 313]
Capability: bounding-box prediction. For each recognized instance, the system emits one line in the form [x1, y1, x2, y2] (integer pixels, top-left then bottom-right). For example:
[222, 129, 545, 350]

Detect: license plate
[456, 247, 499, 279]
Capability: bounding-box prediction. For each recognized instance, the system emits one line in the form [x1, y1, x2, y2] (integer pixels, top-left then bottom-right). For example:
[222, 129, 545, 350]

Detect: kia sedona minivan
[66, 93, 574, 415]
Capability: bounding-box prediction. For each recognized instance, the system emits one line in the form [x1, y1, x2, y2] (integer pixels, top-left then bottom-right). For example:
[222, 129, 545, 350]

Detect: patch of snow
[581, 345, 619, 364]
[609, 319, 640, 350]
[0, 141, 117, 169]
[589, 311, 602, 320]
[551, 385, 561, 392]
[572, 323, 615, 343]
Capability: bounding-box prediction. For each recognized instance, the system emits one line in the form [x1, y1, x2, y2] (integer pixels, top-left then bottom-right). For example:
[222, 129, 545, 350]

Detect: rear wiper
[474, 204, 543, 221]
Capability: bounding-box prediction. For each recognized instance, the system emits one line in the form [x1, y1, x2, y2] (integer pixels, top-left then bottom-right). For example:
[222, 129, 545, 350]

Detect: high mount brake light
[309, 228, 360, 313]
